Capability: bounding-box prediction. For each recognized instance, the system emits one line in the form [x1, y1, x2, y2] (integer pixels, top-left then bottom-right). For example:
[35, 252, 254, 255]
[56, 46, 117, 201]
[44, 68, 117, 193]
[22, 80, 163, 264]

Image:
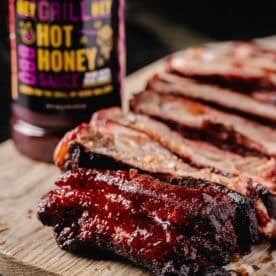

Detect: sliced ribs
[148, 72, 276, 125]
[53, 119, 272, 239]
[130, 90, 276, 159]
[38, 168, 253, 275]
[38, 42, 276, 275]
[92, 107, 276, 194]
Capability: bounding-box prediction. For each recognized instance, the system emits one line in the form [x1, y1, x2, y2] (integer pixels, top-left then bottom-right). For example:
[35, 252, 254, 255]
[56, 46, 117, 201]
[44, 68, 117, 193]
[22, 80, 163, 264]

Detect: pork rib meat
[168, 44, 276, 91]
[38, 168, 251, 275]
[53, 120, 266, 240]
[148, 72, 276, 126]
[92, 107, 276, 195]
[130, 90, 276, 159]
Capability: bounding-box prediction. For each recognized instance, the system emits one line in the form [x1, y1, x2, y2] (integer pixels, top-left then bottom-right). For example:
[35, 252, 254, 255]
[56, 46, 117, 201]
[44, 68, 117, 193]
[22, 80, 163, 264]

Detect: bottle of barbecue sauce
[9, 0, 125, 162]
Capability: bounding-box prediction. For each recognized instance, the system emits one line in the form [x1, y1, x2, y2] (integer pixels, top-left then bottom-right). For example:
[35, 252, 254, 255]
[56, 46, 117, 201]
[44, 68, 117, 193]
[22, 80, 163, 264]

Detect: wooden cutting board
[1, 38, 276, 276]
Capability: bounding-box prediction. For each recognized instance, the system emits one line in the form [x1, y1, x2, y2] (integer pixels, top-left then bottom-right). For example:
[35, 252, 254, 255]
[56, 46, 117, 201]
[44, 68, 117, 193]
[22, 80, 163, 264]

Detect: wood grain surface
[1, 37, 276, 275]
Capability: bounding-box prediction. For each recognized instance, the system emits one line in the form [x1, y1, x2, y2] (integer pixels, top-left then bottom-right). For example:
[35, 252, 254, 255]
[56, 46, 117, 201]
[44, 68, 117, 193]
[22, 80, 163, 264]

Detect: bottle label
[9, 0, 124, 113]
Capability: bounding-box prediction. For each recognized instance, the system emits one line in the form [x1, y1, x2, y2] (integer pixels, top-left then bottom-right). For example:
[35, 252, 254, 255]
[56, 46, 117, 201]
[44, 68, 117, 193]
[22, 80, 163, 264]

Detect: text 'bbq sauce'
[9, 0, 125, 162]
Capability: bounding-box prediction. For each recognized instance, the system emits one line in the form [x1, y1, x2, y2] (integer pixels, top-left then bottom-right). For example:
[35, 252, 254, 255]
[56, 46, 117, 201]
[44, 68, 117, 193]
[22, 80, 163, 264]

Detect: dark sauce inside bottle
[9, 0, 125, 162]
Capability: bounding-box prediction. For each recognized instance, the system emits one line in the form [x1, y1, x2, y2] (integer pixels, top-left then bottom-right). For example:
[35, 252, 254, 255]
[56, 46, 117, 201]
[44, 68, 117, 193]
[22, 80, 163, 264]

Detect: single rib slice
[54, 121, 198, 176]
[219, 42, 276, 74]
[92, 107, 276, 194]
[130, 90, 276, 158]
[147, 72, 276, 125]
[168, 45, 276, 90]
[53, 120, 268, 240]
[37, 168, 249, 275]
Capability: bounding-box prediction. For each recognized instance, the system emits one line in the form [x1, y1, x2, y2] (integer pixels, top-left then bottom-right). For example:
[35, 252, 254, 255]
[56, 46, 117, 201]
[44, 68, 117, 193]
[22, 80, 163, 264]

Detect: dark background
[1, 1, 276, 142]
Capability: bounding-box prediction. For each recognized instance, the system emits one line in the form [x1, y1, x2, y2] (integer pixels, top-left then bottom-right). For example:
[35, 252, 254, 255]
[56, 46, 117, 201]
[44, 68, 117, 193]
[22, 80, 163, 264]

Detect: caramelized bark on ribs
[53, 120, 265, 240]
[38, 168, 251, 275]
[130, 90, 276, 159]
[92, 107, 276, 195]
[168, 44, 276, 91]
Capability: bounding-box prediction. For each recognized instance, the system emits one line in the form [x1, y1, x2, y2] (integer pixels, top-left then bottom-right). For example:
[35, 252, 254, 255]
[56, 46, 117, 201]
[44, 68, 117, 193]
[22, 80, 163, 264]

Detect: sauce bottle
[9, 0, 125, 162]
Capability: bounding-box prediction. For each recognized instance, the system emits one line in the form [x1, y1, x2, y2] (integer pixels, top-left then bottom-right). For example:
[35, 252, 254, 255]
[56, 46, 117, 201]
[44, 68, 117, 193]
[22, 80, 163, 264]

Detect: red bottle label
[9, 0, 124, 114]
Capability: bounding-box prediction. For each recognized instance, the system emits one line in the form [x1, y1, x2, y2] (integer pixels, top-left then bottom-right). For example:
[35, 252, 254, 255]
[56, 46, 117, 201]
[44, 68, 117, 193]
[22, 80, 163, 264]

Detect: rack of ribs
[53, 118, 272, 240]
[38, 168, 256, 275]
[38, 42, 276, 275]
